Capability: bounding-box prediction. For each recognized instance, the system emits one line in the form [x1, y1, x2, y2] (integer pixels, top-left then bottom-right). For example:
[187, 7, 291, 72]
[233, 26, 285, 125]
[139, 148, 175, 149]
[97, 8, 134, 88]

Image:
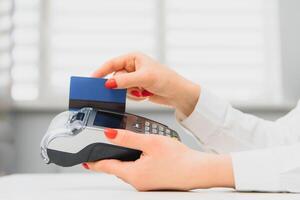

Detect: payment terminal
[40, 107, 181, 167]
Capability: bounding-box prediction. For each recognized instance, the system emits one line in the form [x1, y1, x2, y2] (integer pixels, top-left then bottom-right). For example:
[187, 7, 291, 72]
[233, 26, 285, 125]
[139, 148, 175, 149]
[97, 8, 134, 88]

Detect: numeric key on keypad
[159, 126, 164, 131]
[152, 124, 157, 129]
[152, 129, 158, 134]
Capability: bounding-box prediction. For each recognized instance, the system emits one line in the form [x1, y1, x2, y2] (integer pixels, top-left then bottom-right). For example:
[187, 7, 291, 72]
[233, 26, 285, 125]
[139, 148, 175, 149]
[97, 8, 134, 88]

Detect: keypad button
[172, 132, 179, 139]
[145, 121, 150, 126]
[165, 129, 171, 134]
[132, 123, 141, 129]
[145, 131, 150, 134]
[159, 131, 164, 135]
[152, 129, 158, 134]
[159, 126, 164, 131]
[145, 126, 150, 131]
[152, 124, 157, 129]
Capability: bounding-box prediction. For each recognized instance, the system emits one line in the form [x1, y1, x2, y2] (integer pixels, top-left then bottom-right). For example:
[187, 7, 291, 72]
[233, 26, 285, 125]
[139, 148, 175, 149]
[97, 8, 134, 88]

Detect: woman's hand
[92, 52, 200, 117]
[84, 129, 235, 191]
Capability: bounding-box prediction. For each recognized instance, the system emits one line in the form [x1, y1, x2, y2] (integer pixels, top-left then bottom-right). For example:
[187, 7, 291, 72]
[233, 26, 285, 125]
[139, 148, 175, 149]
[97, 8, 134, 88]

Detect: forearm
[176, 88, 300, 153]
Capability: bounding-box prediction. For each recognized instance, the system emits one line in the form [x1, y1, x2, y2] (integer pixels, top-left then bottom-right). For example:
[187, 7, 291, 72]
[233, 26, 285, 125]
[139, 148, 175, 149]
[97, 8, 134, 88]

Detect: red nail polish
[104, 128, 118, 139]
[105, 79, 118, 89]
[82, 163, 89, 170]
[130, 90, 141, 97]
[141, 90, 153, 97]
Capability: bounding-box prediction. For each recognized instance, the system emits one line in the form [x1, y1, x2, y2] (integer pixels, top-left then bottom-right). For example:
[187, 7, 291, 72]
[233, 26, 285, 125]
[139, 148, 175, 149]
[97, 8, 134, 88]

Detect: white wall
[279, 0, 300, 101]
[0, 114, 14, 174]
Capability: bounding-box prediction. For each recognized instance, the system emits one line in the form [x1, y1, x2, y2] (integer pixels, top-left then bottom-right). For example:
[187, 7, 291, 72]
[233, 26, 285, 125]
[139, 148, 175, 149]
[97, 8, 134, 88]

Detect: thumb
[104, 128, 154, 153]
[106, 72, 142, 89]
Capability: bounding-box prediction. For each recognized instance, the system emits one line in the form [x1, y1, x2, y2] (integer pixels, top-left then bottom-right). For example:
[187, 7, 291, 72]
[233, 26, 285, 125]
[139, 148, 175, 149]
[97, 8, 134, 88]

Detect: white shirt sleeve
[176, 88, 300, 192]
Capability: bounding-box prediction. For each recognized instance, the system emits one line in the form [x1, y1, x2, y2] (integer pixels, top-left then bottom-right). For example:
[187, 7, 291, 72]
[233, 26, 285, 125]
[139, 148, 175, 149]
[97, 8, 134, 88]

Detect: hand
[83, 129, 235, 191]
[92, 52, 200, 117]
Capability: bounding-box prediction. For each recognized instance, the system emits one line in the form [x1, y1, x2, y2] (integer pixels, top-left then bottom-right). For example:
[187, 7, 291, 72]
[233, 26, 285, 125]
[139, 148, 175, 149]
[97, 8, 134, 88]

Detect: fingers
[92, 53, 139, 78]
[104, 128, 154, 153]
[87, 159, 132, 178]
[128, 88, 147, 101]
[129, 89, 153, 98]
[113, 70, 153, 98]
[112, 71, 143, 89]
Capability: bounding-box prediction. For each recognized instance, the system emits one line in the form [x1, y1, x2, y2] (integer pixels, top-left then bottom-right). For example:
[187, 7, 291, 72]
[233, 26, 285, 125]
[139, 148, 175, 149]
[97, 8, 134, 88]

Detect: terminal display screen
[93, 111, 126, 129]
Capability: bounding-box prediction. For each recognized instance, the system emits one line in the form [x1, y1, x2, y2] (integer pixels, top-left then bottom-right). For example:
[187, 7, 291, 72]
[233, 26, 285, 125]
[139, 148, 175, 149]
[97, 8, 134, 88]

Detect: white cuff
[231, 149, 281, 192]
[176, 88, 230, 143]
[231, 144, 300, 193]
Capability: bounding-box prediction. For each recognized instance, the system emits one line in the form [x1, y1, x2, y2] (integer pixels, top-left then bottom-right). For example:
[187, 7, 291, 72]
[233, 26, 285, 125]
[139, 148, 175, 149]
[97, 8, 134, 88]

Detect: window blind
[47, 0, 157, 97]
[165, 0, 280, 103]
[11, 0, 40, 101]
[0, 0, 13, 107]
[0, 1, 13, 165]
[11, 0, 281, 107]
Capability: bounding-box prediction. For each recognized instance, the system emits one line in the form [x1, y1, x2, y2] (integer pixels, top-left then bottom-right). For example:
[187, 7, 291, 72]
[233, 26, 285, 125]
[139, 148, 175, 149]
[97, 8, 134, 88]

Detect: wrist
[187, 153, 235, 190]
[171, 76, 200, 117]
[209, 154, 235, 188]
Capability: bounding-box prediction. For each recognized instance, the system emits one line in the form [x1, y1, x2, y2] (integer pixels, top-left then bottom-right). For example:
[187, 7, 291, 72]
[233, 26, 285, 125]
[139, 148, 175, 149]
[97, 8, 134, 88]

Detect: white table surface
[0, 173, 299, 200]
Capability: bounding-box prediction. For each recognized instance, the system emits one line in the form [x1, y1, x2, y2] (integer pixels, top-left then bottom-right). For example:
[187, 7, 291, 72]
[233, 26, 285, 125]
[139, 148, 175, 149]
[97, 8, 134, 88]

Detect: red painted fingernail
[130, 90, 141, 97]
[105, 79, 118, 89]
[82, 163, 89, 170]
[141, 90, 153, 97]
[104, 128, 118, 139]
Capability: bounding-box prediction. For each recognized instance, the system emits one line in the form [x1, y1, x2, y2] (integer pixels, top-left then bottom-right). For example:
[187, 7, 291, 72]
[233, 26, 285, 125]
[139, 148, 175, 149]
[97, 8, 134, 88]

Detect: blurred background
[0, 0, 300, 174]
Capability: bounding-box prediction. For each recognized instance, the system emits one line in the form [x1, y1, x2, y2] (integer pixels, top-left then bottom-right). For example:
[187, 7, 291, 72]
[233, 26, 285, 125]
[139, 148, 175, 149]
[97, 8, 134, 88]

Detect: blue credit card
[69, 76, 127, 112]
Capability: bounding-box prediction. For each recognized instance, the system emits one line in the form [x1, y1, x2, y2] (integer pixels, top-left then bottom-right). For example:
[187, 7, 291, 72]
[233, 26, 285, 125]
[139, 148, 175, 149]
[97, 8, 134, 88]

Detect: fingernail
[141, 90, 153, 97]
[82, 163, 89, 170]
[104, 128, 118, 139]
[105, 79, 118, 89]
[130, 90, 141, 97]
